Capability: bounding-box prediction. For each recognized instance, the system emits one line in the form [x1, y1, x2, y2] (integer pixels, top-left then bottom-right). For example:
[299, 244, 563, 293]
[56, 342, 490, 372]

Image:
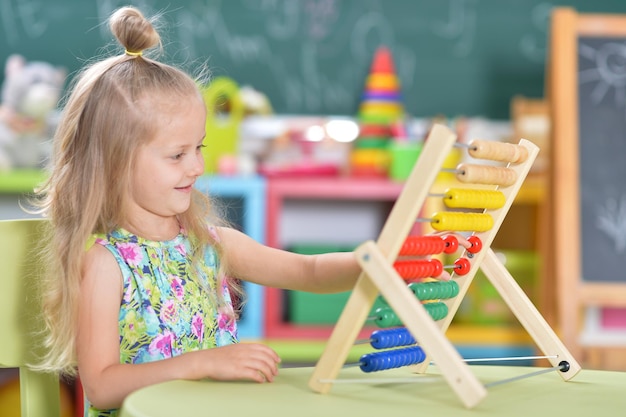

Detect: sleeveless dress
[86, 227, 238, 417]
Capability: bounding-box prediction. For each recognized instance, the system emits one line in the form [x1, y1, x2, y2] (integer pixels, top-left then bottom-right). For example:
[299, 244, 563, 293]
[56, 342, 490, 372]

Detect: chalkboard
[2, 0, 626, 118]
[578, 37, 626, 283]
[549, 7, 626, 360]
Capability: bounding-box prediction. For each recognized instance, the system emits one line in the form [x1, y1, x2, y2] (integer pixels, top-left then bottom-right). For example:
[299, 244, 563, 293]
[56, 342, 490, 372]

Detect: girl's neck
[122, 216, 181, 242]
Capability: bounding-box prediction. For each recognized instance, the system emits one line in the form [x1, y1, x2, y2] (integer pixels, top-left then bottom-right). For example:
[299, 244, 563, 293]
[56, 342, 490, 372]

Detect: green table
[120, 365, 626, 416]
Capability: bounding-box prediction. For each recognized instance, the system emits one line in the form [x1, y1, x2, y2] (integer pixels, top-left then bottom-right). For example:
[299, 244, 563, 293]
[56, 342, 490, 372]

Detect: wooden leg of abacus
[479, 248, 581, 379]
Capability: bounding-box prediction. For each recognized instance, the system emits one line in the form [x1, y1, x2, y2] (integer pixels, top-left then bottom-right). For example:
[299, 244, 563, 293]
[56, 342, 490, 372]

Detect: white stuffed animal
[0, 54, 65, 170]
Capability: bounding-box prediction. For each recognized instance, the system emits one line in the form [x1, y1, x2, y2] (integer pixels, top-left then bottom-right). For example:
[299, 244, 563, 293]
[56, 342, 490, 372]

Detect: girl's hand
[202, 343, 281, 383]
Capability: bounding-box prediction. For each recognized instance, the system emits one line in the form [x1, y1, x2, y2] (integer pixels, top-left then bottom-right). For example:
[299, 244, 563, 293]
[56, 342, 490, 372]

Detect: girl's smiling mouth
[176, 184, 194, 192]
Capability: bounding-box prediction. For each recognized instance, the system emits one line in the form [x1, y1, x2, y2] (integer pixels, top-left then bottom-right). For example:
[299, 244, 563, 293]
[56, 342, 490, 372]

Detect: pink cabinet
[264, 177, 404, 339]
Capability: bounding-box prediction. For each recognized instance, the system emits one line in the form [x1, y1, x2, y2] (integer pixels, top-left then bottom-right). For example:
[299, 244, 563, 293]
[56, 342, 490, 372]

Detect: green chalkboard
[2, 0, 626, 118]
[578, 36, 626, 283]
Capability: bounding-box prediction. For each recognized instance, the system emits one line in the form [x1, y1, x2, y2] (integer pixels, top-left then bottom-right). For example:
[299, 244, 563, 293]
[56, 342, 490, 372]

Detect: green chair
[0, 218, 61, 417]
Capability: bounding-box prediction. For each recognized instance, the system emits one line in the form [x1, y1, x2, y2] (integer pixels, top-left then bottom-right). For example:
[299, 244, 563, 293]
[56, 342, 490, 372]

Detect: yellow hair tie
[125, 49, 142, 57]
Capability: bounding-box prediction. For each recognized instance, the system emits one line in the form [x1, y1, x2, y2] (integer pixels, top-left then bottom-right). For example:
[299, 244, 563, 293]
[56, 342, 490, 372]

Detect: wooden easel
[309, 124, 581, 408]
[548, 7, 626, 369]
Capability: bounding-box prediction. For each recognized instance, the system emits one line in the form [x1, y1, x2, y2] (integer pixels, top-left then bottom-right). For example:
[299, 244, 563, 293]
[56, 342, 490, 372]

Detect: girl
[33, 6, 362, 416]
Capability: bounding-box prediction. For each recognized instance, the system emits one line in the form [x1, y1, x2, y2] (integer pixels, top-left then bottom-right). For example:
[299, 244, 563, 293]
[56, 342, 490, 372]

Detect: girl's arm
[77, 244, 281, 410]
[217, 227, 362, 292]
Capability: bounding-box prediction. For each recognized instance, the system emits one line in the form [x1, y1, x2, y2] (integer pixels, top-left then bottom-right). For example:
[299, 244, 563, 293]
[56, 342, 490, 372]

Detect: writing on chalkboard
[579, 39, 626, 106]
[596, 195, 626, 253]
[0, 0, 48, 45]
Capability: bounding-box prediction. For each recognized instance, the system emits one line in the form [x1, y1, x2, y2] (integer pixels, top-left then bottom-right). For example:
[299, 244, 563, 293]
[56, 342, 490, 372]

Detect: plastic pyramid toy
[351, 47, 405, 177]
[358, 46, 404, 124]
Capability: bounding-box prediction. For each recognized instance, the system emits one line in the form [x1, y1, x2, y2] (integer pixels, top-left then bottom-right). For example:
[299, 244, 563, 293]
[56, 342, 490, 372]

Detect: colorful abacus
[309, 124, 581, 409]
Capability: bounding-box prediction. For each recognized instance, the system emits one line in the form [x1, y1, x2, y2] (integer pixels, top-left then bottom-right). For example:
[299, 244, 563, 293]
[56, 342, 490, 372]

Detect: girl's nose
[191, 153, 205, 176]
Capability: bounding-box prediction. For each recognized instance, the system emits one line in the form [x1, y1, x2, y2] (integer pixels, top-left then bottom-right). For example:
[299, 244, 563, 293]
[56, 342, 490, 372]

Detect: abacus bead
[448, 280, 460, 297]
[408, 282, 425, 299]
[431, 212, 494, 232]
[454, 258, 471, 275]
[432, 259, 443, 276]
[424, 302, 448, 321]
[424, 284, 435, 299]
[436, 282, 448, 298]
[400, 236, 446, 256]
[373, 307, 402, 328]
[359, 346, 426, 373]
[370, 328, 416, 349]
[370, 329, 392, 349]
[359, 356, 377, 373]
[443, 235, 459, 253]
[444, 188, 506, 209]
[467, 235, 482, 253]
[399, 328, 417, 346]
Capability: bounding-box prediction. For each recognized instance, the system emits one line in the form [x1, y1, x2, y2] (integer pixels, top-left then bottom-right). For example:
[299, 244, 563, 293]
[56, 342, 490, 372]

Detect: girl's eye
[172, 153, 184, 160]
[196, 144, 206, 152]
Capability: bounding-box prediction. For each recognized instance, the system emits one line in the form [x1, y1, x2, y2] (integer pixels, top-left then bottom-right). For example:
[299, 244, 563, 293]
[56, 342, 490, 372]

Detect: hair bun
[109, 6, 160, 56]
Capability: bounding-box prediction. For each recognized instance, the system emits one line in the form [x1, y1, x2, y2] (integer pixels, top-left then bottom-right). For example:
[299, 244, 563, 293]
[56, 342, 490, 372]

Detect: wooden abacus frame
[309, 124, 581, 408]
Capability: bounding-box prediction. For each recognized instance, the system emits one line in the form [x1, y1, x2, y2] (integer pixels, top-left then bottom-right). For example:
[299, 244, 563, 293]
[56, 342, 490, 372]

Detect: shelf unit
[0, 170, 46, 220]
[195, 175, 266, 340]
[265, 177, 404, 340]
[263, 175, 546, 363]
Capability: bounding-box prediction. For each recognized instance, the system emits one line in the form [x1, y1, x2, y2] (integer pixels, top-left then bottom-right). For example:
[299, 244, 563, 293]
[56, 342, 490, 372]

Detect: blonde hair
[32, 6, 241, 377]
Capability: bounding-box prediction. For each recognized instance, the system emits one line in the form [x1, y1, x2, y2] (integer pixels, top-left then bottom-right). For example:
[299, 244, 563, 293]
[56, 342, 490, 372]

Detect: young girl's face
[127, 93, 206, 228]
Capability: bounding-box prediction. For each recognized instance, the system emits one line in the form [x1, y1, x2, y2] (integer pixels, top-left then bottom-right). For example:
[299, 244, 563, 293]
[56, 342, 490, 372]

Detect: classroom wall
[2, 0, 626, 119]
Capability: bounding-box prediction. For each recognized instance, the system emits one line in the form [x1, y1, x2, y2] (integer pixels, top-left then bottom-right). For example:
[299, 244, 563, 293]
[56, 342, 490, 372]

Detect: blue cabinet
[194, 176, 266, 340]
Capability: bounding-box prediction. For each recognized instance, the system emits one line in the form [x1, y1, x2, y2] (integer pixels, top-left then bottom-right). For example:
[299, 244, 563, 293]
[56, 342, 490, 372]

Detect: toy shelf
[264, 175, 546, 350]
[265, 177, 404, 339]
[0, 170, 48, 220]
[194, 175, 267, 340]
[0, 169, 47, 193]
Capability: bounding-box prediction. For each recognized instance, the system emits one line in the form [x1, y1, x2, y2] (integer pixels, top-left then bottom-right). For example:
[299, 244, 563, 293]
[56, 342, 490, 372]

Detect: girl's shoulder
[88, 229, 146, 271]
[82, 238, 124, 285]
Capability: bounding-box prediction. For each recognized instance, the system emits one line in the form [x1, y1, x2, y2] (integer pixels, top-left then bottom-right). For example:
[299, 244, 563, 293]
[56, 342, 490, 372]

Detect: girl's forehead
[143, 96, 206, 146]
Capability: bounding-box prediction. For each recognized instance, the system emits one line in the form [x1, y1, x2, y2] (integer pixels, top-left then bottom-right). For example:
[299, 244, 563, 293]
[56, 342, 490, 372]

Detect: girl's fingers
[437, 270, 452, 281]
[246, 357, 279, 383]
[433, 231, 472, 250]
[456, 235, 471, 249]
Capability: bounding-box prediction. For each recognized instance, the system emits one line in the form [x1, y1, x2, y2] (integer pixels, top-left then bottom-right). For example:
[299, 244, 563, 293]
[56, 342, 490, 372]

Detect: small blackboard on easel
[549, 7, 626, 363]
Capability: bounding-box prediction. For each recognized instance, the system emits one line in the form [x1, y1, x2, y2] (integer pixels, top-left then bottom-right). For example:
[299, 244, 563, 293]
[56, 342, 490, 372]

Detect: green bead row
[377, 280, 459, 306]
[408, 280, 460, 300]
[372, 302, 449, 328]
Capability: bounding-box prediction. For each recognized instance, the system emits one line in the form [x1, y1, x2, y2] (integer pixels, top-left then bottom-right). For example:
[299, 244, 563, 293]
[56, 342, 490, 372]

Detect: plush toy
[239, 85, 273, 116]
[0, 54, 66, 170]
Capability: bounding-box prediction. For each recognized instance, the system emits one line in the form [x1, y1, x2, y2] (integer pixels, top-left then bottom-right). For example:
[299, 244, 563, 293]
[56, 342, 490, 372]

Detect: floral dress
[86, 228, 238, 417]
